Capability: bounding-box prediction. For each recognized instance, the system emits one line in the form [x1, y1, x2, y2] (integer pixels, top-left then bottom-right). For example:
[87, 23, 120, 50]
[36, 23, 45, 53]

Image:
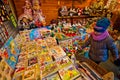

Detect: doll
[77, 8, 83, 16]
[50, 19, 57, 30]
[69, 7, 77, 16]
[32, 0, 46, 27]
[23, 0, 32, 20]
[60, 6, 68, 16]
[18, 15, 30, 30]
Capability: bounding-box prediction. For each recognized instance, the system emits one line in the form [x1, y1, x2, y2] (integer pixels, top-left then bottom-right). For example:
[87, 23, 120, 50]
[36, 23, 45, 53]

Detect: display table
[0, 29, 114, 80]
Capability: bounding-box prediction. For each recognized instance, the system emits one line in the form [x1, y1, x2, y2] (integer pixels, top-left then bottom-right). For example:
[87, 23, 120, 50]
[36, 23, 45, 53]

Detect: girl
[78, 17, 119, 64]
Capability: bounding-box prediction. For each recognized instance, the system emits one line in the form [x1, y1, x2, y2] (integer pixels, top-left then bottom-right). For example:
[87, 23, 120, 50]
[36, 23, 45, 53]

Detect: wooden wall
[13, 0, 93, 25]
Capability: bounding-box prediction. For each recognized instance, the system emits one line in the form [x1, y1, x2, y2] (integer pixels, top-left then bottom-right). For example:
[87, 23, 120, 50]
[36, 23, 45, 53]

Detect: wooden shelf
[58, 15, 98, 24]
[58, 15, 98, 19]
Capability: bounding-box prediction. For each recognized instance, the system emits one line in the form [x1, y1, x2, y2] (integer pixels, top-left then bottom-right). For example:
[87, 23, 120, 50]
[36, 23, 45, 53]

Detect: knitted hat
[94, 18, 110, 32]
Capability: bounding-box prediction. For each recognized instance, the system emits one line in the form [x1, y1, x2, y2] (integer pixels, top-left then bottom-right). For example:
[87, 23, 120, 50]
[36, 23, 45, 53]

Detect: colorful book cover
[38, 53, 53, 66]
[56, 56, 72, 68]
[23, 66, 36, 80]
[45, 37, 57, 47]
[59, 39, 73, 48]
[0, 60, 13, 80]
[50, 46, 66, 60]
[3, 36, 20, 69]
[58, 65, 80, 80]
[38, 28, 51, 38]
[36, 39, 48, 50]
[41, 62, 58, 77]
[42, 72, 61, 80]
[13, 72, 24, 80]
[28, 57, 38, 66]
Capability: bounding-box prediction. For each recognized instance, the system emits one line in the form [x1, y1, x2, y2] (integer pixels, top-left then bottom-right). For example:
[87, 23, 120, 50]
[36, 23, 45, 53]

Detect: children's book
[58, 65, 80, 80]
[23, 65, 36, 80]
[42, 72, 61, 80]
[3, 37, 20, 69]
[50, 46, 66, 60]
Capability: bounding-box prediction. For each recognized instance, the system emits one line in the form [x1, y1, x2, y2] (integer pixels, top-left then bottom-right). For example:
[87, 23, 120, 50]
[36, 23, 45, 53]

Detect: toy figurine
[77, 8, 83, 16]
[50, 19, 57, 30]
[69, 7, 77, 16]
[18, 14, 30, 30]
[18, 0, 33, 30]
[32, 0, 46, 27]
[60, 6, 68, 16]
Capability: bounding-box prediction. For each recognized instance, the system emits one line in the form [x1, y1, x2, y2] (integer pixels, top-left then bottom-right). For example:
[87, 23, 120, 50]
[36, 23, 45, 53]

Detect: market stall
[0, 0, 119, 80]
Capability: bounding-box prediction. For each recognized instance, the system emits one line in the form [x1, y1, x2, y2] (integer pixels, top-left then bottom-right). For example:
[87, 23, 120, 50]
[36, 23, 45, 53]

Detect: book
[42, 72, 61, 80]
[58, 65, 80, 80]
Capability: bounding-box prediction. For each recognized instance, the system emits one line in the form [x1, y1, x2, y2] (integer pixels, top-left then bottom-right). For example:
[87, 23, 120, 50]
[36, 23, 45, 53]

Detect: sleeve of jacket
[107, 37, 119, 60]
[81, 35, 91, 49]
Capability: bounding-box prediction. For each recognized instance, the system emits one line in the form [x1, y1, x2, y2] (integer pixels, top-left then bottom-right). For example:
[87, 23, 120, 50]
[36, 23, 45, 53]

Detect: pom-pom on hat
[94, 17, 110, 32]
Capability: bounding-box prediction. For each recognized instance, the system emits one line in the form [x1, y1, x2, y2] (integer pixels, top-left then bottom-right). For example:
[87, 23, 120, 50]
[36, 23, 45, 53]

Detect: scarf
[91, 31, 109, 41]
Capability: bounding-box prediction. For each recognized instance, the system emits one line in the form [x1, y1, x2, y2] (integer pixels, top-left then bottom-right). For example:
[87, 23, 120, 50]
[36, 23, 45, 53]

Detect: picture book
[58, 65, 80, 80]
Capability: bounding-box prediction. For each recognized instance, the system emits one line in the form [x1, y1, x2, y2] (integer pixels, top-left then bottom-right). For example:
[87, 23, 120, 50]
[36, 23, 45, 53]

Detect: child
[78, 17, 119, 64]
